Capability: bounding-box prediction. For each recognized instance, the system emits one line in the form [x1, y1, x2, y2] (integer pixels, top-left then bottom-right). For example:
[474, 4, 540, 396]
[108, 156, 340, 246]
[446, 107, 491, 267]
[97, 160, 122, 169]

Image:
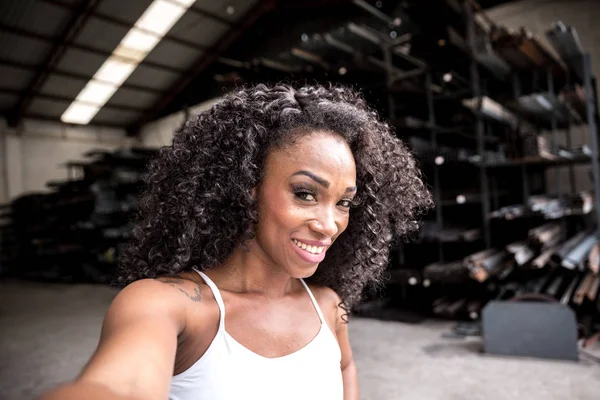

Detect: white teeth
[293, 239, 326, 255]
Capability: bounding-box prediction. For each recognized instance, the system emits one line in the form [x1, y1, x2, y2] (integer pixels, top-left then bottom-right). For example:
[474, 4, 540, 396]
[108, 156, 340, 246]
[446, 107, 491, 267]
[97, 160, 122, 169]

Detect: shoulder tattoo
[157, 277, 202, 303]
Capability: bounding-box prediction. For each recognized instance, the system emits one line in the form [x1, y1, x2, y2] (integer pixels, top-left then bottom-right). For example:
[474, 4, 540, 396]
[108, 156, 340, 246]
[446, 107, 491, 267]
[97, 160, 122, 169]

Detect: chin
[291, 265, 319, 279]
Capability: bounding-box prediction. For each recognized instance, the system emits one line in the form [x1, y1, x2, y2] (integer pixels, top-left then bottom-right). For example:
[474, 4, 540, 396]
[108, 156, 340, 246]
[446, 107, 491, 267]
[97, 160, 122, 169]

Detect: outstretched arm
[39, 279, 187, 400]
[336, 303, 359, 400]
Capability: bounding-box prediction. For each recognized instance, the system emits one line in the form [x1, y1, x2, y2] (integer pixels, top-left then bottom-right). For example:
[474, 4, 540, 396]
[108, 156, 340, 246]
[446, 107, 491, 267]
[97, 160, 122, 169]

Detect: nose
[308, 207, 338, 239]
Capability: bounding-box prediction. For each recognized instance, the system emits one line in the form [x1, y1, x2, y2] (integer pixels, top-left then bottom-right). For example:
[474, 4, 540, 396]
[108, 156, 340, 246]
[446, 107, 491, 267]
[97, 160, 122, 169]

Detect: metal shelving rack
[351, 0, 600, 327]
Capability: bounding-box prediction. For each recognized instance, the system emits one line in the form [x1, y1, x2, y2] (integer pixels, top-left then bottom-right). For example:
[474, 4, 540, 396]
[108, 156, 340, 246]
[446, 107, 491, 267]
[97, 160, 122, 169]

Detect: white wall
[1, 94, 219, 203]
[1, 118, 137, 202]
[486, 0, 600, 193]
[140, 97, 222, 147]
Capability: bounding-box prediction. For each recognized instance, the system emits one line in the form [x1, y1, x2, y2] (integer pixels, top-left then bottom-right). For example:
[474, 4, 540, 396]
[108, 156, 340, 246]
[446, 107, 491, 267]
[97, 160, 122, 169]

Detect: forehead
[269, 131, 356, 179]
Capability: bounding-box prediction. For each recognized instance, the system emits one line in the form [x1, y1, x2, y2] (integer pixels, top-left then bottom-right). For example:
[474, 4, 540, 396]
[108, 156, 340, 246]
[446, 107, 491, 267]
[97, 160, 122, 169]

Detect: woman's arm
[336, 303, 359, 400]
[39, 279, 188, 400]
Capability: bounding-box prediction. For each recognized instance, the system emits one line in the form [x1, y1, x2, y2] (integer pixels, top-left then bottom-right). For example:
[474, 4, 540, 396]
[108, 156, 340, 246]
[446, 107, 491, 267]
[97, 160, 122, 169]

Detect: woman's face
[252, 131, 357, 278]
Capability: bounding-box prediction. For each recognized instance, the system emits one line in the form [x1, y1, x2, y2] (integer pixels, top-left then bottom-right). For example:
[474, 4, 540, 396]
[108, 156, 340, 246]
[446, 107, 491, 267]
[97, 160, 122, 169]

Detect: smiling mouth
[292, 238, 325, 255]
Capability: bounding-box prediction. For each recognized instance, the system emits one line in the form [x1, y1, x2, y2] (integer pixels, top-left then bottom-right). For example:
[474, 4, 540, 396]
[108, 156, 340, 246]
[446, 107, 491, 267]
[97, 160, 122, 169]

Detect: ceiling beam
[128, 0, 277, 133]
[40, 0, 211, 55]
[0, 22, 186, 75]
[20, 113, 125, 129]
[162, 0, 234, 27]
[7, 0, 103, 127]
[0, 57, 164, 95]
[0, 87, 146, 113]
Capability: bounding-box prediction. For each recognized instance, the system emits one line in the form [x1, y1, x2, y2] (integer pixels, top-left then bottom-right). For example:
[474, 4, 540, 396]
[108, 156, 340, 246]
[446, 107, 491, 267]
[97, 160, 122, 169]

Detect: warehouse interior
[1, 0, 600, 399]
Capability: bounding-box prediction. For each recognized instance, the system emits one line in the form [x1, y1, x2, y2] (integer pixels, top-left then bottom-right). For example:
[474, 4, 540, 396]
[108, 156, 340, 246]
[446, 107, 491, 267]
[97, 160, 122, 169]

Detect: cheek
[257, 191, 302, 232]
[338, 214, 350, 233]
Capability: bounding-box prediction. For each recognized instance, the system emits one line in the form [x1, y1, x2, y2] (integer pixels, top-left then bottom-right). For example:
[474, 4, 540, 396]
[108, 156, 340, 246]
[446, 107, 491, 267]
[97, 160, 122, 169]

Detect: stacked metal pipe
[545, 21, 585, 81]
[551, 232, 588, 268]
[529, 222, 564, 249]
[465, 249, 512, 282]
[506, 241, 535, 266]
[561, 234, 596, 270]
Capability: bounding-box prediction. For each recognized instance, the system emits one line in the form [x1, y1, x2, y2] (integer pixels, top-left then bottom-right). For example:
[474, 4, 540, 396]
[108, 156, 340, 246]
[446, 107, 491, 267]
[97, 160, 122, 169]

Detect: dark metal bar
[532, 69, 539, 92]
[9, 0, 102, 126]
[565, 70, 577, 193]
[323, 31, 421, 79]
[0, 87, 145, 113]
[560, 274, 579, 305]
[582, 54, 600, 238]
[352, 0, 396, 25]
[425, 72, 444, 262]
[382, 42, 405, 264]
[521, 165, 530, 203]
[464, 0, 491, 248]
[383, 45, 396, 121]
[0, 22, 186, 75]
[547, 70, 560, 195]
[0, 57, 163, 95]
[129, 0, 276, 132]
[491, 175, 499, 211]
[512, 74, 530, 204]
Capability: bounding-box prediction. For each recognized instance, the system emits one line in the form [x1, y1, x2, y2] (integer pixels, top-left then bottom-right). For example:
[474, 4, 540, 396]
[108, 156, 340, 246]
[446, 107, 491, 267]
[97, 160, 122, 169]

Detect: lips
[290, 238, 328, 263]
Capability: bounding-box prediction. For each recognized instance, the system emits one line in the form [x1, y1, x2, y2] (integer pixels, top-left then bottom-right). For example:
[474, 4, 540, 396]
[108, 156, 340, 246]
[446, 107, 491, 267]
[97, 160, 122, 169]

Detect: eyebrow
[292, 170, 357, 193]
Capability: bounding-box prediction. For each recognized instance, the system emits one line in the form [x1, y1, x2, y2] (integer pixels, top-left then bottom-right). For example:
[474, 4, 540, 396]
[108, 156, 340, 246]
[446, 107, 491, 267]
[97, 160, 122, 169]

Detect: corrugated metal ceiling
[194, 0, 256, 23]
[96, 0, 155, 25]
[169, 12, 229, 47]
[0, 0, 262, 129]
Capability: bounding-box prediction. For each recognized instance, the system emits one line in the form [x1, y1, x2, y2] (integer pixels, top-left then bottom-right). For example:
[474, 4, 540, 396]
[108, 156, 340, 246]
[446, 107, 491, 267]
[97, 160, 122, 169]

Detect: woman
[41, 84, 431, 400]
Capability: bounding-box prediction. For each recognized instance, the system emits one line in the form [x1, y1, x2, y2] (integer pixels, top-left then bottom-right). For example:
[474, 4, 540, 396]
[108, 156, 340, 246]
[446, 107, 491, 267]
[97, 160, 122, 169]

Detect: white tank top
[169, 269, 344, 400]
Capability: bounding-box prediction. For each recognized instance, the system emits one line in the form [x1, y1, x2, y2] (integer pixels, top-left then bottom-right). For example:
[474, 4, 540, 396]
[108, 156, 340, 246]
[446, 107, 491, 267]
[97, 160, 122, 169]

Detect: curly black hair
[117, 83, 432, 308]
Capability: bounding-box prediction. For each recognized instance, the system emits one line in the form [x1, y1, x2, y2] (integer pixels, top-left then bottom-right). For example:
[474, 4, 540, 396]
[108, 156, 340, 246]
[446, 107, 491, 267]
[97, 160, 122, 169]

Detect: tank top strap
[299, 279, 326, 324]
[192, 268, 225, 329]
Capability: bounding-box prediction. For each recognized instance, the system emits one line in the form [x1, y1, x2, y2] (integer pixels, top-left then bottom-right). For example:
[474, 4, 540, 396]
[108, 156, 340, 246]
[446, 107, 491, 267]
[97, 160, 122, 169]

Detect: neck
[207, 239, 298, 298]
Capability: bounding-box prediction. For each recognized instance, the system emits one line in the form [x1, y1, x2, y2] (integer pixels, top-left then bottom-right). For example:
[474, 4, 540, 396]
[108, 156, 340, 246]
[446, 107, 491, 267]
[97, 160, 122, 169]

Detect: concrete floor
[1, 280, 600, 400]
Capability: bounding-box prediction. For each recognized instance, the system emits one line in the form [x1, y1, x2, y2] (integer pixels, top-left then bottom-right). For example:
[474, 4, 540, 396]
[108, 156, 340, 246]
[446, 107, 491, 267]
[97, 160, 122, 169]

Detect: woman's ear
[250, 187, 257, 201]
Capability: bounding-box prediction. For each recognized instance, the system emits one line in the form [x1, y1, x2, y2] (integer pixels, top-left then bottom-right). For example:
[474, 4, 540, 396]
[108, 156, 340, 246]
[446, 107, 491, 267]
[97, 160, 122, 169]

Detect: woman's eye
[296, 191, 316, 201]
[339, 200, 352, 208]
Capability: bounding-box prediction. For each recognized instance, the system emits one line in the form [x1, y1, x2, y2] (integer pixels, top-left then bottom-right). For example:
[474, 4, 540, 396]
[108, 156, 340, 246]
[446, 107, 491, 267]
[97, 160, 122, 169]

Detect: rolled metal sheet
[552, 232, 587, 266]
[562, 234, 596, 270]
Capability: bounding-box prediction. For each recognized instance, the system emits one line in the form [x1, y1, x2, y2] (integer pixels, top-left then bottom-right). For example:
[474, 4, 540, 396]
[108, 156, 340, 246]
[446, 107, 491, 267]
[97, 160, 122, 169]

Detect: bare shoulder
[107, 274, 212, 329]
[307, 284, 342, 307]
[305, 283, 344, 329]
